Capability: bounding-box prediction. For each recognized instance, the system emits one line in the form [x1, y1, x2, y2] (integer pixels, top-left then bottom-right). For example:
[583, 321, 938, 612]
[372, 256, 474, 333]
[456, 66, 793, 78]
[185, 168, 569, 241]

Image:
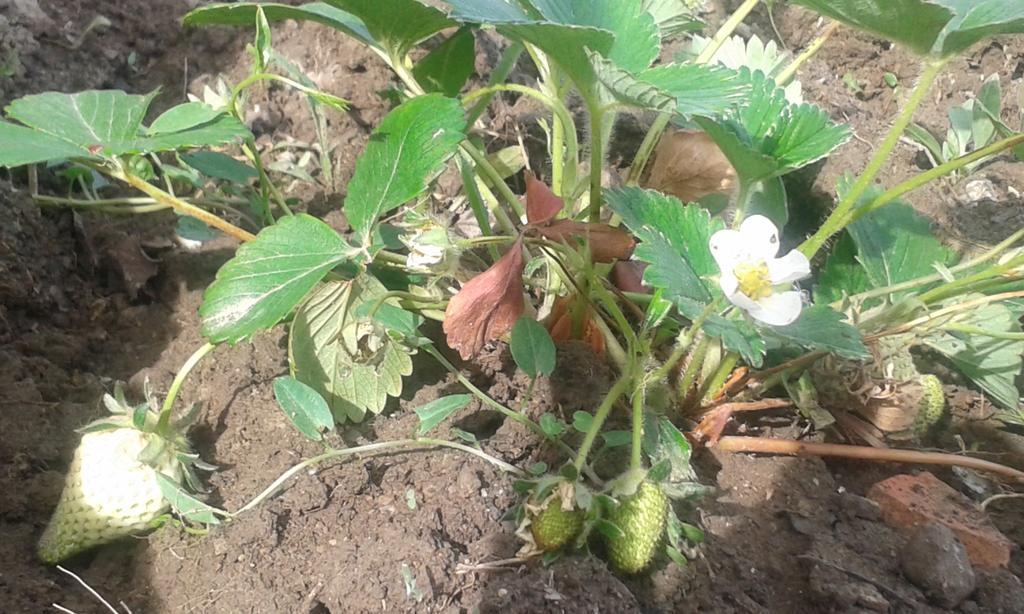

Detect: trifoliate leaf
[2, 91, 249, 163]
[694, 70, 850, 183]
[289, 276, 413, 423]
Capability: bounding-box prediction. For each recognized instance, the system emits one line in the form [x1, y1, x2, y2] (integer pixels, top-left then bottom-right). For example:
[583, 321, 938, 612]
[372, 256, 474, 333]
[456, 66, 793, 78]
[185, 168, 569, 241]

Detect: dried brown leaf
[610, 261, 648, 294]
[524, 171, 563, 225]
[644, 129, 735, 203]
[533, 220, 635, 263]
[443, 237, 526, 359]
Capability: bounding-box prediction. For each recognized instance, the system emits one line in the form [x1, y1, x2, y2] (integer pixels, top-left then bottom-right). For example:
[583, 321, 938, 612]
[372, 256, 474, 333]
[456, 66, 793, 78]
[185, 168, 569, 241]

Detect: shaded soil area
[2, 1, 1024, 613]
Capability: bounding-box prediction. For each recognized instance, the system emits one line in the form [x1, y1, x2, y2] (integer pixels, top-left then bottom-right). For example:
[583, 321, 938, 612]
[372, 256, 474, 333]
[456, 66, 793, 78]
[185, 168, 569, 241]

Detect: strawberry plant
[4, 0, 1024, 574]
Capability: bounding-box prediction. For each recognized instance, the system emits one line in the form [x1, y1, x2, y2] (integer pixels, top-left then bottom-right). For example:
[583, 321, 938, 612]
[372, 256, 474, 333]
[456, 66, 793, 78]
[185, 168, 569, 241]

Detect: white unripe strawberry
[38, 385, 204, 564]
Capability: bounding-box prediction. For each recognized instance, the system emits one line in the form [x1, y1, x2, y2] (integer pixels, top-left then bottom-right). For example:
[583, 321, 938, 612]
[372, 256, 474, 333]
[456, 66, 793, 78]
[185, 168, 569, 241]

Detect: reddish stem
[714, 436, 1024, 482]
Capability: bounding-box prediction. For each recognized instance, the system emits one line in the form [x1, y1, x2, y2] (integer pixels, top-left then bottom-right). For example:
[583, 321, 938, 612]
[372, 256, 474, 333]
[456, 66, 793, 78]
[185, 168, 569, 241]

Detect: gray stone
[900, 523, 975, 607]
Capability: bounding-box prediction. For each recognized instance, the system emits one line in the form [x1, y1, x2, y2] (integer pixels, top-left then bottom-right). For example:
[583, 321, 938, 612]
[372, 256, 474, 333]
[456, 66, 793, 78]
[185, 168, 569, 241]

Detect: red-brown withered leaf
[611, 261, 648, 294]
[524, 170, 563, 225]
[534, 220, 635, 263]
[644, 129, 735, 203]
[443, 237, 526, 359]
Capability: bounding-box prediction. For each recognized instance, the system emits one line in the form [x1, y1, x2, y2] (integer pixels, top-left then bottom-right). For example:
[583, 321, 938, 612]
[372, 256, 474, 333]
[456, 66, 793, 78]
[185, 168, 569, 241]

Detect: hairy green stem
[630, 385, 645, 472]
[423, 345, 599, 481]
[647, 299, 721, 385]
[112, 169, 257, 242]
[800, 58, 948, 258]
[842, 227, 1024, 305]
[574, 372, 632, 473]
[234, 438, 524, 515]
[847, 133, 1024, 225]
[677, 335, 710, 402]
[587, 104, 605, 223]
[467, 42, 524, 125]
[158, 342, 216, 432]
[776, 21, 839, 85]
[702, 352, 739, 402]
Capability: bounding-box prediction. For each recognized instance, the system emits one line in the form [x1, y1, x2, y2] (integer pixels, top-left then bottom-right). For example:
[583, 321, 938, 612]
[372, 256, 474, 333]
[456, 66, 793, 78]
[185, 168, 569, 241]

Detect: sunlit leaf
[415, 394, 472, 435]
[200, 215, 356, 343]
[770, 305, 869, 359]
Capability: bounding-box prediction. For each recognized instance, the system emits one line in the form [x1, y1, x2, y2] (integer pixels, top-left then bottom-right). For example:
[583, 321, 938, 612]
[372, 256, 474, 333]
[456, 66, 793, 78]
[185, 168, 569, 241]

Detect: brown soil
[2, 2, 1023, 613]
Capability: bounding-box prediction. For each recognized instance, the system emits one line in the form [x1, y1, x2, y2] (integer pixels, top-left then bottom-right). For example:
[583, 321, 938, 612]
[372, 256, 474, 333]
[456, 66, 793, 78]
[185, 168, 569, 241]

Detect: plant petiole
[157, 342, 217, 433]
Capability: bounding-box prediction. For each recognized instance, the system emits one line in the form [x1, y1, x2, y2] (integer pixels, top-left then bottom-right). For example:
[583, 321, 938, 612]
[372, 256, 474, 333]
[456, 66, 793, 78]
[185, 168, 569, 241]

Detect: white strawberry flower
[709, 215, 810, 326]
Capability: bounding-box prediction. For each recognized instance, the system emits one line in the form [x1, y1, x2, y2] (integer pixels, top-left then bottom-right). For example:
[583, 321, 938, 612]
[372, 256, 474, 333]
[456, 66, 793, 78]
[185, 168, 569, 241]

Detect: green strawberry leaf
[181, 151, 259, 183]
[0, 91, 250, 167]
[0, 121, 91, 166]
[606, 187, 723, 304]
[415, 394, 473, 435]
[922, 301, 1024, 411]
[344, 94, 467, 247]
[642, 0, 703, 35]
[510, 317, 557, 379]
[253, 5, 273, 72]
[703, 314, 767, 368]
[844, 184, 955, 296]
[200, 214, 357, 344]
[289, 276, 413, 423]
[185, 2, 375, 49]
[594, 57, 748, 117]
[444, 0, 615, 99]
[813, 233, 872, 305]
[770, 305, 869, 359]
[413, 27, 476, 97]
[273, 376, 335, 441]
[792, 0, 1024, 58]
[529, 0, 660, 73]
[694, 70, 850, 183]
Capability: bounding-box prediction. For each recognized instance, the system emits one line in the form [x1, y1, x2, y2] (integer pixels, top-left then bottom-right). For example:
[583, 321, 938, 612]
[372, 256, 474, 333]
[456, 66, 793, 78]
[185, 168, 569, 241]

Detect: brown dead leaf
[546, 296, 605, 357]
[610, 261, 648, 294]
[443, 237, 526, 359]
[644, 129, 735, 203]
[533, 220, 635, 263]
[524, 171, 563, 225]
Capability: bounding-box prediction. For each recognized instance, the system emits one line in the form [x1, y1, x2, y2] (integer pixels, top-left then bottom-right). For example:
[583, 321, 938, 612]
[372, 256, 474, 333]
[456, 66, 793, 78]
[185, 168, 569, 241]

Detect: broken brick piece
[867, 472, 1014, 569]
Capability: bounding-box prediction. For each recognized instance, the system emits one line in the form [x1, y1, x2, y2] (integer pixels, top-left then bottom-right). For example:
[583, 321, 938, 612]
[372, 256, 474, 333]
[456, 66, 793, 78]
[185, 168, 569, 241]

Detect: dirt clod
[900, 523, 976, 607]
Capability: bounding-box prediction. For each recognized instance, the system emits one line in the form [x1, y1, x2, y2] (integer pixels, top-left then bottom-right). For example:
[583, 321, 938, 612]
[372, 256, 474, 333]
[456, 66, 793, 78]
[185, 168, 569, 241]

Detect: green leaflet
[413, 28, 476, 97]
[793, 0, 1024, 58]
[415, 394, 473, 435]
[343, 94, 467, 247]
[0, 91, 249, 167]
[510, 317, 556, 379]
[923, 301, 1024, 411]
[593, 56, 748, 118]
[185, 2, 375, 48]
[273, 376, 335, 441]
[770, 305, 869, 360]
[694, 70, 850, 183]
[200, 215, 356, 344]
[289, 276, 413, 423]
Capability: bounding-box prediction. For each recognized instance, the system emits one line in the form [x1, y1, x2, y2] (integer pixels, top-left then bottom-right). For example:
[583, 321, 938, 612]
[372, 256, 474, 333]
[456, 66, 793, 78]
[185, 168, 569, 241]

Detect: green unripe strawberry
[530, 499, 584, 552]
[38, 385, 200, 564]
[913, 374, 946, 440]
[606, 481, 667, 574]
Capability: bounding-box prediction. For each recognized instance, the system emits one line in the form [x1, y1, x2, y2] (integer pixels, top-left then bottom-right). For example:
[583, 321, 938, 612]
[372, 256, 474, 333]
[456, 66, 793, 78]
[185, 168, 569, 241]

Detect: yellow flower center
[734, 261, 773, 300]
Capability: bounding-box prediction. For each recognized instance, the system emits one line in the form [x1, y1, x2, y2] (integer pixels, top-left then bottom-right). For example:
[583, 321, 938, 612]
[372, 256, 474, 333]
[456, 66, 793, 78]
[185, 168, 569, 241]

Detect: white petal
[747, 291, 804, 326]
[709, 228, 744, 270]
[719, 271, 739, 297]
[725, 286, 761, 312]
[767, 249, 811, 284]
[738, 215, 781, 261]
